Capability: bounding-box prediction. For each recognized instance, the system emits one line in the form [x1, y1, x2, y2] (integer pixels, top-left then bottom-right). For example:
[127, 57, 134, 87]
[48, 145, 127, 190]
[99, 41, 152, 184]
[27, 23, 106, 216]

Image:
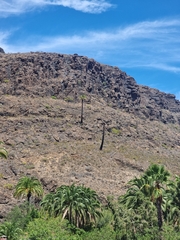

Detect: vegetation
[0, 142, 8, 159]
[41, 184, 102, 228]
[0, 164, 180, 239]
[14, 176, 43, 204]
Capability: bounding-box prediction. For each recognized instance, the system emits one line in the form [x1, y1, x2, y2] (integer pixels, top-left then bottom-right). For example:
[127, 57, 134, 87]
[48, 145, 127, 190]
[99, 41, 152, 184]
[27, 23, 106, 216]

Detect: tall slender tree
[144, 164, 170, 230]
[100, 122, 105, 150]
[120, 164, 171, 230]
[80, 94, 86, 124]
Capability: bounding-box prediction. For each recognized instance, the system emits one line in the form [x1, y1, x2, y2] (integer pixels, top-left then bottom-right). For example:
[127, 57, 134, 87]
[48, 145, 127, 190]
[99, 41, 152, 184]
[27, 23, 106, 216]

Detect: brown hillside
[0, 51, 180, 219]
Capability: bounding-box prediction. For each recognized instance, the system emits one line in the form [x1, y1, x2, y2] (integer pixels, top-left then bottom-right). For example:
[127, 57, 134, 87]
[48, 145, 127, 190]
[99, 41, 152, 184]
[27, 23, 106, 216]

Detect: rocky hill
[0, 51, 180, 124]
[0, 50, 180, 220]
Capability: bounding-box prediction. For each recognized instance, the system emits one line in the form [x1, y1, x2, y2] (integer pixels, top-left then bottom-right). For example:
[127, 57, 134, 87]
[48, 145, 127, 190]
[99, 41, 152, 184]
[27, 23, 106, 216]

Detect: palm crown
[41, 184, 102, 228]
[14, 176, 43, 203]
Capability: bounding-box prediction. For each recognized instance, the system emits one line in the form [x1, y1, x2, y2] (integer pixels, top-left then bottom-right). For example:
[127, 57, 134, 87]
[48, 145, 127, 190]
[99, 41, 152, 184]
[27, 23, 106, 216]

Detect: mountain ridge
[0, 51, 180, 124]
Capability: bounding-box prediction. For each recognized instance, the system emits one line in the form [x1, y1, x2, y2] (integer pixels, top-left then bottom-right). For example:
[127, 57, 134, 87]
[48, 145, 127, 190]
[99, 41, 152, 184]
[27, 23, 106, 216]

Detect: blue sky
[0, 0, 180, 100]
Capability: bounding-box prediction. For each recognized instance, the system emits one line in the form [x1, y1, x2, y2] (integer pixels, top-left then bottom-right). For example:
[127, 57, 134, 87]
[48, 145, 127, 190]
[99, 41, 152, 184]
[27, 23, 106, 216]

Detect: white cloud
[0, 30, 12, 51]
[0, 0, 113, 16]
[1, 18, 180, 75]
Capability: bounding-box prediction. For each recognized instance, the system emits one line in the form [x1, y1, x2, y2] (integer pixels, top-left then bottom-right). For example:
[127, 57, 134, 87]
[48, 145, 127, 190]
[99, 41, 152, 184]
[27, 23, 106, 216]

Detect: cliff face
[0, 51, 180, 124]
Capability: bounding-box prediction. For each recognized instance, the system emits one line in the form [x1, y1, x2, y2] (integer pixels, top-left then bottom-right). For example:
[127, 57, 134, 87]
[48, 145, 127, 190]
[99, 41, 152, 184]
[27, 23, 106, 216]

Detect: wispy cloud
[0, 17, 178, 85]
[0, 30, 12, 50]
[3, 18, 180, 74]
[0, 0, 113, 16]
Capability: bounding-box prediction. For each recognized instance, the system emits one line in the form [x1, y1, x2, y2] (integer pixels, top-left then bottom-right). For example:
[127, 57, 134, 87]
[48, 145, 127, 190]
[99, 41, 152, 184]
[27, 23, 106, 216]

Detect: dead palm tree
[80, 94, 86, 124]
[100, 122, 105, 150]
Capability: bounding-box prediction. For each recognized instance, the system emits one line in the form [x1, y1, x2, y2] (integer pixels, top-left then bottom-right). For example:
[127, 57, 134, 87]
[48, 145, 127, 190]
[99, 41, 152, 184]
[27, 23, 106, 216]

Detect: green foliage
[14, 176, 43, 203]
[64, 96, 74, 102]
[0, 221, 22, 240]
[6, 203, 39, 230]
[3, 79, 9, 83]
[111, 127, 121, 135]
[82, 226, 116, 240]
[115, 202, 159, 239]
[22, 217, 71, 240]
[0, 142, 8, 159]
[120, 164, 171, 209]
[119, 164, 180, 236]
[161, 224, 180, 240]
[3, 183, 14, 190]
[24, 163, 35, 170]
[163, 175, 180, 227]
[80, 94, 86, 100]
[3, 164, 180, 239]
[51, 95, 57, 99]
[96, 209, 114, 230]
[144, 164, 170, 182]
[41, 184, 102, 228]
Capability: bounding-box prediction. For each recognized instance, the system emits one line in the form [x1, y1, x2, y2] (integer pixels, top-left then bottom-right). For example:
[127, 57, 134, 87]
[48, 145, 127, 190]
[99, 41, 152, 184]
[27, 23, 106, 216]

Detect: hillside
[0, 51, 180, 219]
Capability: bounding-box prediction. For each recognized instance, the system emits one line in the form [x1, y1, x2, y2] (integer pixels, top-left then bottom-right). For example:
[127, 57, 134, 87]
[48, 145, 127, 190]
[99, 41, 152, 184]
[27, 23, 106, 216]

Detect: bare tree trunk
[27, 191, 31, 204]
[80, 98, 84, 124]
[156, 198, 163, 230]
[100, 123, 105, 150]
[155, 181, 163, 231]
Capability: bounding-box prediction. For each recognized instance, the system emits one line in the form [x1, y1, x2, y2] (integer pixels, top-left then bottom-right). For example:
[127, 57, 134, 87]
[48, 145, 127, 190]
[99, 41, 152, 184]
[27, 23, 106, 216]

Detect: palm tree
[144, 164, 170, 183]
[144, 164, 170, 230]
[120, 164, 170, 230]
[40, 192, 56, 217]
[41, 184, 102, 228]
[14, 176, 43, 204]
[163, 176, 180, 226]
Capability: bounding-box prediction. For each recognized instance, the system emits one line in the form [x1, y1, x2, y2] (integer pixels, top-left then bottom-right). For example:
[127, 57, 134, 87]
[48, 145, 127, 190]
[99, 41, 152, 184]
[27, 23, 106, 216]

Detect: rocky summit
[0, 51, 180, 124]
[0, 51, 180, 219]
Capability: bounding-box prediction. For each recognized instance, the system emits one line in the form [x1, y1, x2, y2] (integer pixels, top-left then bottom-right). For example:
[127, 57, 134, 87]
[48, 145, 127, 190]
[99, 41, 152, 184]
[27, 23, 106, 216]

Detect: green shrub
[23, 217, 71, 240]
[4, 183, 14, 190]
[51, 96, 57, 99]
[64, 97, 74, 102]
[6, 203, 39, 230]
[111, 128, 121, 135]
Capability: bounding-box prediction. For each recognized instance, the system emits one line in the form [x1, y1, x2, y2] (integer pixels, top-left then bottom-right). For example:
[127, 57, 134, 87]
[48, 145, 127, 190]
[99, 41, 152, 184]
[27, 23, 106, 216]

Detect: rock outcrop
[0, 47, 5, 54]
[0, 52, 180, 124]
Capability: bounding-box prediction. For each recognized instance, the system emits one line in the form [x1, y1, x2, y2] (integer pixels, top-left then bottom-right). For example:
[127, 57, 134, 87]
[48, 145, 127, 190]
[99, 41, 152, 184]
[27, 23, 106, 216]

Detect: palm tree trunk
[27, 191, 31, 204]
[80, 98, 84, 124]
[155, 181, 163, 230]
[100, 123, 105, 150]
[156, 198, 163, 230]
